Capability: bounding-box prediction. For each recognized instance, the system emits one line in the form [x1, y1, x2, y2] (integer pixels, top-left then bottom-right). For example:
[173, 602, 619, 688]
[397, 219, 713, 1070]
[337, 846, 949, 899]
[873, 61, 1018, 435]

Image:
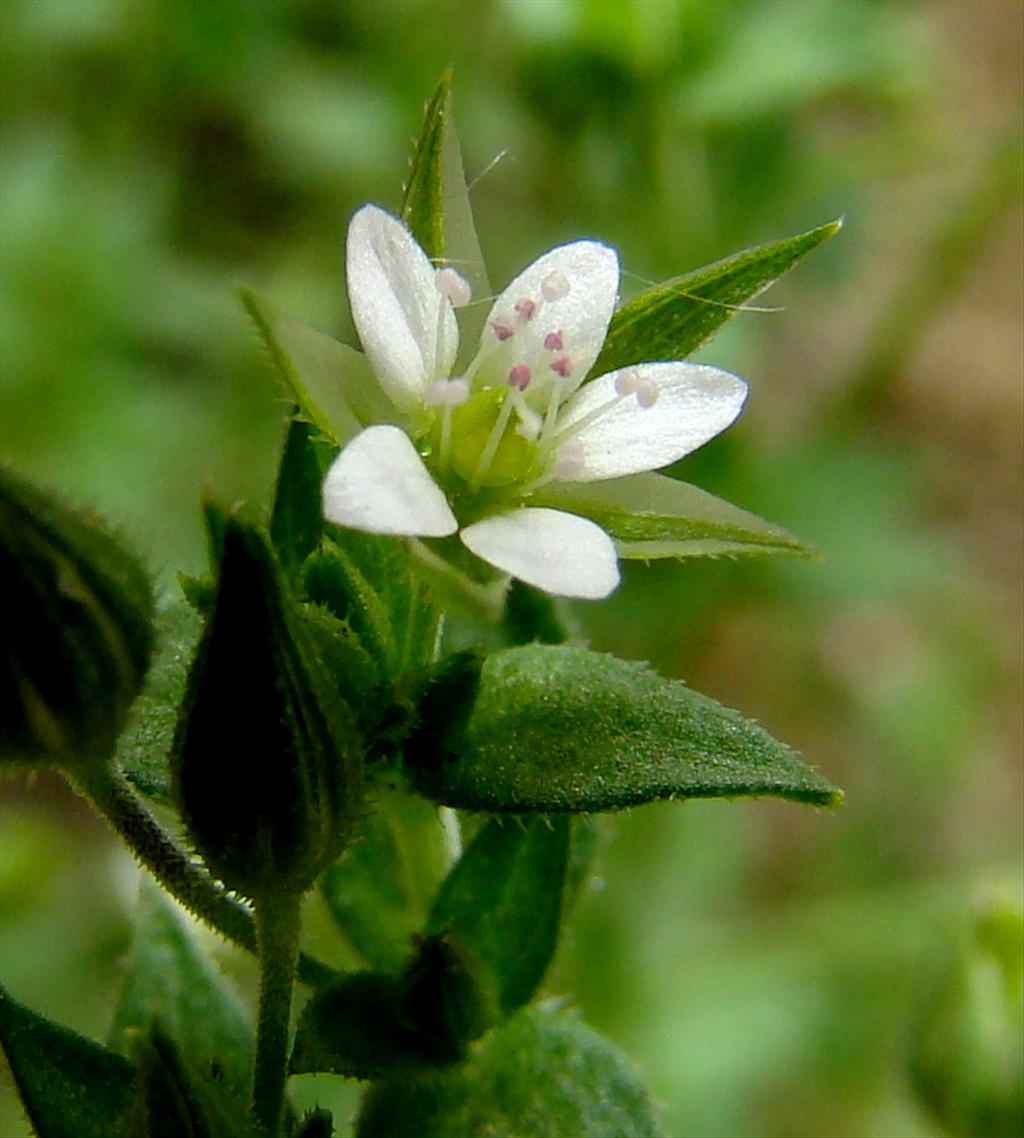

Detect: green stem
[252, 891, 302, 1138]
[70, 762, 337, 988]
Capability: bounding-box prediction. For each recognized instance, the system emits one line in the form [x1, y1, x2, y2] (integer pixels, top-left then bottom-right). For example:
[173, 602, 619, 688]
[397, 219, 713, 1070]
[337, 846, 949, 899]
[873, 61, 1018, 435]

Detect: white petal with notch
[346, 205, 458, 414]
[322, 425, 457, 537]
[558, 363, 747, 482]
[461, 507, 620, 599]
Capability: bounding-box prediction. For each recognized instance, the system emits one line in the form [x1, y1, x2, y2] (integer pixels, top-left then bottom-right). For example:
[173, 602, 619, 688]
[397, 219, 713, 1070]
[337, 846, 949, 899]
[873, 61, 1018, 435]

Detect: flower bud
[909, 888, 1024, 1138]
[171, 514, 362, 899]
[0, 467, 154, 768]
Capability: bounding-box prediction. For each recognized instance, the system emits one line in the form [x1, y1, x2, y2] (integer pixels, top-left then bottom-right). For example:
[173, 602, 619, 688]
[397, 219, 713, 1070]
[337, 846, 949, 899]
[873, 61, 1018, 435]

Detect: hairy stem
[252, 891, 302, 1138]
[70, 762, 336, 988]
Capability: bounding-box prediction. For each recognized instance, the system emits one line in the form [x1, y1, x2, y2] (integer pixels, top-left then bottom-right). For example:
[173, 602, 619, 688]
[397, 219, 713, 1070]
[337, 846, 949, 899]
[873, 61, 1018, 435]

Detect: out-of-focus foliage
[1, 2, 1020, 1136]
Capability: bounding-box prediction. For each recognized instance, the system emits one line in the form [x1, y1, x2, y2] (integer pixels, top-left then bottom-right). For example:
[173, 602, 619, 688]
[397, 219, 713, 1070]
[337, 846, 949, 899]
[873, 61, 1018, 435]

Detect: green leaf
[109, 880, 254, 1123]
[239, 287, 392, 446]
[270, 413, 324, 574]
[406, 645, 842, 813]
[117, 601, 204, 804]
[401, 70, 491, 359]
[354, 1006, 663, 1138]
[0, 985, 136, 1138]
[320, 790, 450, 973]
[533, 473, 813, 560]
[427, 815, 570, 1017]
[592, 219, 842, 377]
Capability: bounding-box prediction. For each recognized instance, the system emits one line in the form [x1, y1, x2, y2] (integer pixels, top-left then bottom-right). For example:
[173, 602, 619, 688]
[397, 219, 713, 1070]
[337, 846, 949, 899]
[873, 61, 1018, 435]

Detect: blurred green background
[1, 1, 1021, 1136]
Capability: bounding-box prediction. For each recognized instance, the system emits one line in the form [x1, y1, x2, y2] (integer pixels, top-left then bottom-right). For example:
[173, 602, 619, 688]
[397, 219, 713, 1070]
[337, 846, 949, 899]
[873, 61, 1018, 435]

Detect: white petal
[346, 205, 458, 413]
[461, 508, 620, 599]
[483, 240, 618, 398]
[322, 425, 457, 537]
[557, 363, 747, 482]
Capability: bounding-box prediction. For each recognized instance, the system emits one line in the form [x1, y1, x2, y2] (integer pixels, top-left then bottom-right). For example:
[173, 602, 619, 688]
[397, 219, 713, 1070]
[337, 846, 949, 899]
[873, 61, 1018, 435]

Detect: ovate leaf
[109, 880, 254, 1122]
[534, 472, 812, 560]
[406, 645, 842, 813]
[355, 1006, 663, 1138]
[117, 601, 204, 804]
[427, 815, 570, 1017]
[0, 985, 136, 1138]
[593, 219, 842, 376]
[239, 288, 392, 446]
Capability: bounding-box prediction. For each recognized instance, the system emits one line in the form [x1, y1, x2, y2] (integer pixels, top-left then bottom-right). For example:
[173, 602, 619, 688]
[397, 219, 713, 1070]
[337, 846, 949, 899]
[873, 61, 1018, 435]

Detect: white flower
[322, 205, 747, 599]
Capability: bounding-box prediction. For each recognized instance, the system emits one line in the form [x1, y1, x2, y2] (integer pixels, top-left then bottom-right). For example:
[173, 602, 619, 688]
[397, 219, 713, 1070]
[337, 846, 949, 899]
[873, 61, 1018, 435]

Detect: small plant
[1, 76, 843, 1138]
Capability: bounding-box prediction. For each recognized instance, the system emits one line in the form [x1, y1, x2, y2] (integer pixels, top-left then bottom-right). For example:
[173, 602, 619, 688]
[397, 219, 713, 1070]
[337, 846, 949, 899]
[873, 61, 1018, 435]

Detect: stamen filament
[553, 393, 629, 442]
[469, 393, 516, 491]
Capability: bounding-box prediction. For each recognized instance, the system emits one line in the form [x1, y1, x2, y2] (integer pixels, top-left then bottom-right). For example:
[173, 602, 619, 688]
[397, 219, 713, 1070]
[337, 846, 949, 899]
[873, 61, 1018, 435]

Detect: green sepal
[117, 601, 204, 805]
[290, 938, 494, 1080]
[270, 412, 325, 575]
[533, 473, 813, 561]
[307, 529, 441, 679]
[501, 580, 574, 646]
[402, 70, 490, 356]
[304, 540, 397, 677]
[0, 466, 154, 768]
[109, 880, 254, 1126]
[406, 644, 842, 813]
[289, 971, 413, 1080]
[354, 1006, 663, 1138]
[320, 790, 450, 973]
[300, 602, 384, 736]
[592, 219, 842, 377]
[396, 933, 497, 1063]
[172, 516, 363, 899]
[239, 287, 391, 446]
[0, 984, 137, 1138]
[427, 815, 570, 1017]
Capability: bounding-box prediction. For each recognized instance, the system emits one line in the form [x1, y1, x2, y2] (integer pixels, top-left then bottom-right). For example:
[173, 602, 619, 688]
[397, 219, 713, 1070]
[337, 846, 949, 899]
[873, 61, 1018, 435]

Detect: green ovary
[447, 387, 535, 488]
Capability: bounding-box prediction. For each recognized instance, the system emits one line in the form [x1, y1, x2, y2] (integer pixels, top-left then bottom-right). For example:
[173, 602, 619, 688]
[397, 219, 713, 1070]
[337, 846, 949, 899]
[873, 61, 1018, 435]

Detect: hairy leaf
[593, 219, 841, 376]
[407, 645, 842, 813]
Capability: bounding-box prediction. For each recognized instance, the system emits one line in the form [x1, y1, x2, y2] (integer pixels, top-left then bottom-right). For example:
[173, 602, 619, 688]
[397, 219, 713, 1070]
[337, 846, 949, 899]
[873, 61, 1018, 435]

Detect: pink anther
[543, 330, 564, 351]
[507, 364, 532, 391]
[550, 356, 572, 378]
[514, 298, 536, 321]
[490, 322, 514, 342]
